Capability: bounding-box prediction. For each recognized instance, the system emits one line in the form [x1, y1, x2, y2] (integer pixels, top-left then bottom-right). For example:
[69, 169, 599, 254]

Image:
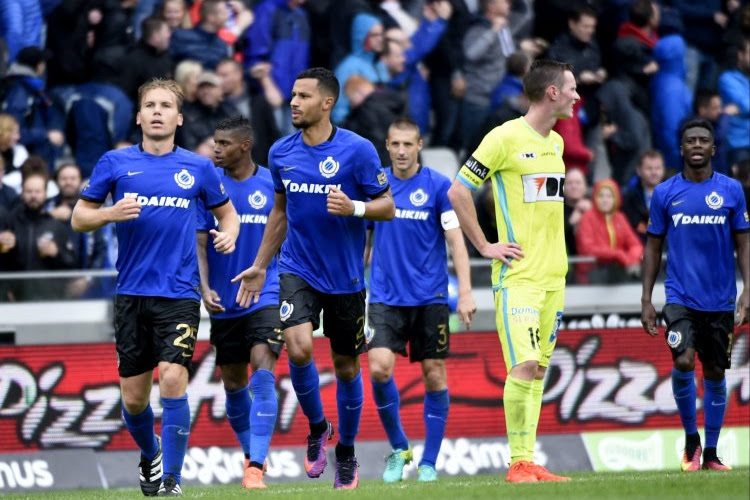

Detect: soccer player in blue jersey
[232, 67, 395, 489]
[366, 118, 475, 483]
[642, 118, 749, 472]
[71, 79, 239, 497]
[195, 116, 281, 489]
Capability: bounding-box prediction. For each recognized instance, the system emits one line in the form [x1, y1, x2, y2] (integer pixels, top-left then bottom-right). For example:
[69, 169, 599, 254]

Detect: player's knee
[286, 342, 313, 365]
[333, 357, 360, 381]
[158, 363, 188, 397]
[121, 395, 149, 415]
[702, 364, 725, 381]
[673, 355, 695, 372]
[368, 359, 393, 383]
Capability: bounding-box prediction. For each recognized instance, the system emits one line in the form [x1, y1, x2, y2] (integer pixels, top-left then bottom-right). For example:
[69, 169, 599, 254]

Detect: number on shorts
[437, 323, 448, 347]
[174, 323, 197, 353]
[528, 327, 540, 349]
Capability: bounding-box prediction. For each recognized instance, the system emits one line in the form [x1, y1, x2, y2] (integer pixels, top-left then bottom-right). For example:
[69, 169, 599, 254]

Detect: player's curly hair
[216, 115, 255, 144]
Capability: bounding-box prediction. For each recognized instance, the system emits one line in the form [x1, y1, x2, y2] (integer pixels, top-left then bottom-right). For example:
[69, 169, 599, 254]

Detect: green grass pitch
[2, 469, 749, 500]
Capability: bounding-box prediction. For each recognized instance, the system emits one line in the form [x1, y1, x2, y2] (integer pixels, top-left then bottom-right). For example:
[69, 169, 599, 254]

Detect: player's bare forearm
[735, 232, 750, 324]
[364, 189, 396, 221]
[212, 201, 240, 241]
[71, 200, 113, 232]
[640, 236, 663, 303]
[196, 232, 211, 294]
[364, 228, 373, 266]
[253, 192, 288, 269]
[447, 181, 488, 253]
[446, 227, 472, 295]
[446, 227, 476, 328]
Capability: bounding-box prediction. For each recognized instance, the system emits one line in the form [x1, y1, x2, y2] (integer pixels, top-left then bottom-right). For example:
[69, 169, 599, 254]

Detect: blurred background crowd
[0, 0, 748, 300]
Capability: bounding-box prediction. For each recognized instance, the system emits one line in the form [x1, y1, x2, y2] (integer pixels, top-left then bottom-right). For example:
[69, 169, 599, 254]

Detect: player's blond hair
[137, 78, 185, 111]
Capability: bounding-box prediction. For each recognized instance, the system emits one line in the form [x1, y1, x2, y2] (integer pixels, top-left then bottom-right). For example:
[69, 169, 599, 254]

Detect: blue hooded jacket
[333, 12, 389, 124]
[650, 34, 692, 170]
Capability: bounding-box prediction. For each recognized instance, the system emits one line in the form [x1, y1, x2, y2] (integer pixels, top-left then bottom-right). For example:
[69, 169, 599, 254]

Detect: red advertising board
[0, 328, 747, 452]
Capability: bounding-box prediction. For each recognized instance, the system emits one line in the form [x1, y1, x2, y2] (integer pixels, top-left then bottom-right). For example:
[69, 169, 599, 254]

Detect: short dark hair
[200, 0, 222, 19]
[693, 90, 719, 114]
[679, 118, 715, 143]
[638, 149, 663, 165]
[629, 0, 653, 28]
[54, 162, 82, 183]
[141, 16, 167, 42]
[569, 5, 597, 23]
[388, 117, 420, 137]
[216, 115, 255, 144]
[523, 59, 573, 103]
[20, 155, 49, 185]
[506, 51, 530, 78]
[296, 67, 340, 104]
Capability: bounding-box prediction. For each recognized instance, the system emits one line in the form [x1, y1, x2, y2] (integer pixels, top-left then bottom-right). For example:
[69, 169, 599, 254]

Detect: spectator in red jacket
[553, 99, 593, 174]
[575, 178, 643, 283]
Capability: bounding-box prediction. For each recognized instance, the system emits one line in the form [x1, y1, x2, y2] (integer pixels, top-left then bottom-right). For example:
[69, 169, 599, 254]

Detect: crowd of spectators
[1, 0, 749, 298]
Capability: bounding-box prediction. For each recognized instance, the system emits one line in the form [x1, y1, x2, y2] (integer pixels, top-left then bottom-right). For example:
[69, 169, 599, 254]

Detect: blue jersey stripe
[502, 288, 517, 366]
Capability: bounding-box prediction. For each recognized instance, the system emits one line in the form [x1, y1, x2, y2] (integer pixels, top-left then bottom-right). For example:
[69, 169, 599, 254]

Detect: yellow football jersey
[456, 117, 567, 290]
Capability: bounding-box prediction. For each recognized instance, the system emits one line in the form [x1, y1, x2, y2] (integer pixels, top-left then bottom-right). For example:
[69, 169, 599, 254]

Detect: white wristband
[352, 200, 366, 217]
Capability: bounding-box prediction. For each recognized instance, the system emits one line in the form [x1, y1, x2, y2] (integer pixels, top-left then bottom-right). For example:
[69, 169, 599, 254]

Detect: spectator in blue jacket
[649, 34, 692, 172]
[381, 2, 451, 135]
[489, 51, 529, 111]
[244, 0, 310, 136]
[0, 0, 43, 63]
[333, 12, 390, 124]
[719, 37, 750, 167]
[0, 47, 65, 171]
[170, 0, 231, 70]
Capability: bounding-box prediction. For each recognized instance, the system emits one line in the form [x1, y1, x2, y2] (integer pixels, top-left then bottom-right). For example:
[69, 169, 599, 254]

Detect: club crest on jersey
[280, 301, 294, 321]
[174, 169, 195, 189]
[667, 330, 682, 348]
[319, 156, 340, 179]
[409, 188, 429, 207]
[365, 325, 375, 344]
[705, 191, 723, 210]
[248, 190, 267, 209]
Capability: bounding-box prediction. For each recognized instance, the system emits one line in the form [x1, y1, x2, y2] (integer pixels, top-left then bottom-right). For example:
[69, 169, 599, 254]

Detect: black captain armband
[463, 156, 490, 181]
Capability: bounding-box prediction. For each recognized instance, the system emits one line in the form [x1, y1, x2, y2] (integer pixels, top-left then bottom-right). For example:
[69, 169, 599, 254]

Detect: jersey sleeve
[646, 185, 667, 237]
[354, 140, 390, 198]
[436, 175, 460, 230]
[199, 160, 230, 209]
[268, 147, 285, 193]
[456, 127, 505, 191]
[80, 154, 115, 203]
[731, 181, 750, 233]
[195, 197, 213, 232]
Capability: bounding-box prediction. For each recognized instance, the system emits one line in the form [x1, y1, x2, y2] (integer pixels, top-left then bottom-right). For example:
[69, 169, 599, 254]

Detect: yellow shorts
[494, 287, 564, 369]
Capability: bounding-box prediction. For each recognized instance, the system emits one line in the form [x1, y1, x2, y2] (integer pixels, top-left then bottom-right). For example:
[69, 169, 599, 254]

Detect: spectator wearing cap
[170, 0, 232, 70]
[177, 71, 238, 151]
[0, 46, 65, 172]
[0, 0, 43, 64]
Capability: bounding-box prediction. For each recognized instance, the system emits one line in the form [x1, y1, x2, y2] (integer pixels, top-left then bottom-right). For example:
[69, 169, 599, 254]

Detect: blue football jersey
[269, 127, 389, 293]
[369, 167, 455, 306]
[81, 145, 229, 299]
[197, 166, 279, 318]
[648, 172, 749, 311]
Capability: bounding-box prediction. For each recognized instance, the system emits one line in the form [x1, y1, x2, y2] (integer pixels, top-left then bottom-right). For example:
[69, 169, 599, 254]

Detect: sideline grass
[3, 469, 749, 500]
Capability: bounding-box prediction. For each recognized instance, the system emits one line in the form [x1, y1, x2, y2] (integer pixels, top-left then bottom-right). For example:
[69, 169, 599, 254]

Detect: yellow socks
[503, 375, 534, 463]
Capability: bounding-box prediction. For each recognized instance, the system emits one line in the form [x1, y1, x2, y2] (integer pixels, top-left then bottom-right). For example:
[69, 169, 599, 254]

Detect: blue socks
[703, 378, 726, 450]
[372, 377, 409, 450]
[250, 370, 278, 465]
[122, 403, 159, 460]
[161, 395, 190, 483]
[289, 360, 325, 426]
[671, 368, 697, 435]
[225, 385, 252, 457]
[421, 389, 449, 468]
[336, 371, 364, 446]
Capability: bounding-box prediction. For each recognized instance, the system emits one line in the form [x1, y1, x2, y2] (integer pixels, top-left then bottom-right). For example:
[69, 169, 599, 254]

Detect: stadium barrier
[0, 327, 747, 491]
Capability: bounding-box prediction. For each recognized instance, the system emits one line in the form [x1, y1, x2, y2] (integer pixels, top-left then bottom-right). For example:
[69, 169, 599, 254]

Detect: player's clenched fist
[326, 185, 354, 216]
[210, 229, 236, 254]
[110, 196, 141, 221]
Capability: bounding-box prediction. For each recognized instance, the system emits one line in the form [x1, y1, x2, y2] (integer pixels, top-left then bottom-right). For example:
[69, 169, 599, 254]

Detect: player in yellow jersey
[448, 59, 578, 483]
